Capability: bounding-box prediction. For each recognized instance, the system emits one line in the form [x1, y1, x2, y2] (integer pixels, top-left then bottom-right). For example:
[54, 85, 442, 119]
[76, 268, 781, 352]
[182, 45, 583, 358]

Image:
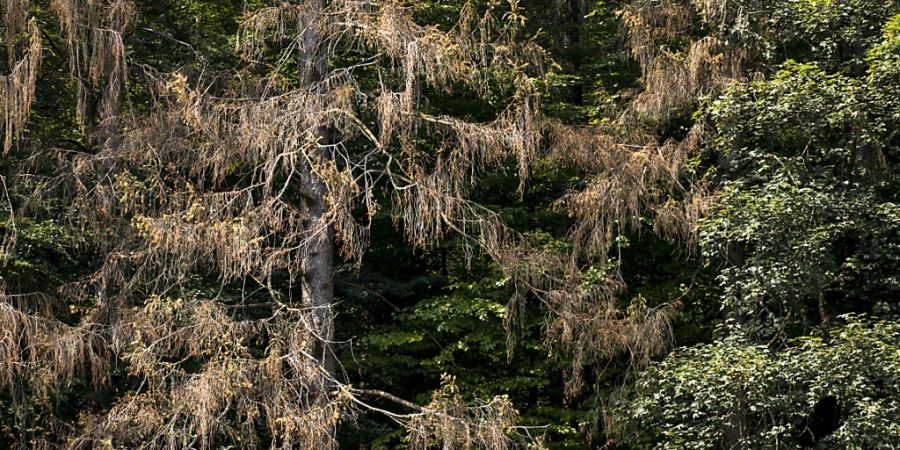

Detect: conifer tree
[0, 0, 717, 447]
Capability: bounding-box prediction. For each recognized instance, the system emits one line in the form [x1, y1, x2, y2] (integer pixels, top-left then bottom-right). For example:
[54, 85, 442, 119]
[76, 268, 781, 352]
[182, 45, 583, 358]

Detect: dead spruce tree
[0, 0, 727, 448]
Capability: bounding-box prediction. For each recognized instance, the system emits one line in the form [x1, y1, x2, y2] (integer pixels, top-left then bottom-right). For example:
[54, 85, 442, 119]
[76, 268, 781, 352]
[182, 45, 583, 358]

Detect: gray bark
[298, 0, 335, 374]
[300, 163, 335, 373]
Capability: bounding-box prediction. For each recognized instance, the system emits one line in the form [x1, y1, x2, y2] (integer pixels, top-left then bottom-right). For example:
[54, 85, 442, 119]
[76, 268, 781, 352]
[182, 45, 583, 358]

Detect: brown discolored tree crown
[0, 0, 744, 448]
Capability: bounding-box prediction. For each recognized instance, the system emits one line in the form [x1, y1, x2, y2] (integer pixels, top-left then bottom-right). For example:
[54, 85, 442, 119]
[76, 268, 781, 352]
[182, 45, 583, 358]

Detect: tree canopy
[1, 0, 899, 449]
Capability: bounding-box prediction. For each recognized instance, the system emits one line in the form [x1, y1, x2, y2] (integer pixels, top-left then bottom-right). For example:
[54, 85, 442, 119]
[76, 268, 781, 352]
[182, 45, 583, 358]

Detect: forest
[1, 0, 900, 448]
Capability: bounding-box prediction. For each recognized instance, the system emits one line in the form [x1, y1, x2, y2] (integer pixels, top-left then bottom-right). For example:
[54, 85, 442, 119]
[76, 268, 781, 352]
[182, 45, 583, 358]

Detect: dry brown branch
[51, 0, 134, 129]
[407, 377, 519, 450]
[621, 0, 761, 119]
[0, 298, 111, 404]
[2, 0, 30, 65]
[0, 18, 40, 154]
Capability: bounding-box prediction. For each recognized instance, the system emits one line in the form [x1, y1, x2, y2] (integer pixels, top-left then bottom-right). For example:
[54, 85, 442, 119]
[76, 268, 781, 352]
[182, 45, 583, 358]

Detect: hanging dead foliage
[1, 1, 547, 447]
[0, 18, 40, 154]
[2, 0, 30, 65]
[621, 0, 763, 119]
[0, 297, 111, 405]
[50, 0, 134, 129]
[69, 297, 345, 450]
[407, 377, 519, 450]
[1, 0, 734, 445]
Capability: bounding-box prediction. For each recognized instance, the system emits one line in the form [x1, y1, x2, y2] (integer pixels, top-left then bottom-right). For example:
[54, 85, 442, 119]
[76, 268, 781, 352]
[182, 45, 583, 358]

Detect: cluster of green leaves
[338, 267, 591, 449]
[619, 317, 900, 448]
[617, 8, 900, 449]
[699, 22, 900, 337]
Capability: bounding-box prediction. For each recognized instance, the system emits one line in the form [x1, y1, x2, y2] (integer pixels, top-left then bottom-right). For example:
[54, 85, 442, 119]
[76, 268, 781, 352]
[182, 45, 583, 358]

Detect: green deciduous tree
[619, 318, 900, 448]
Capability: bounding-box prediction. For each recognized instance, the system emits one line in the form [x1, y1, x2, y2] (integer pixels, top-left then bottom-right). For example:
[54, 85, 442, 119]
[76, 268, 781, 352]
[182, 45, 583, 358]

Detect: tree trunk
[300, 162, 335, 373]
[298, 0, 335, 374]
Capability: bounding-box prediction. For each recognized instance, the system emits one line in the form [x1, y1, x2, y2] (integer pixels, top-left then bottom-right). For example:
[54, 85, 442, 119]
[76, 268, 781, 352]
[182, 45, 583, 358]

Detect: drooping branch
[622, 0, 762, 119]
[2, 0, 30, 65]
[51, 0, 134, 130]
[0, 298, 111, 403]
[1, 19, 41, 154]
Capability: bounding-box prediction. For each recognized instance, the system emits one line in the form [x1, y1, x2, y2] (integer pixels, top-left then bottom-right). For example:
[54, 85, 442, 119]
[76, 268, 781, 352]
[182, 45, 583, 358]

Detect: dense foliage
[622, 318, 900, 448]
[1, 0, 899, 449]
